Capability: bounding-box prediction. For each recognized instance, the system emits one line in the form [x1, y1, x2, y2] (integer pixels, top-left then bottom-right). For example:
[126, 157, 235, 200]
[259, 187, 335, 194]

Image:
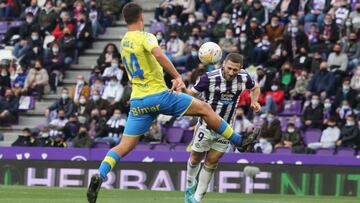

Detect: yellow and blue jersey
[120, 31, 167, 99]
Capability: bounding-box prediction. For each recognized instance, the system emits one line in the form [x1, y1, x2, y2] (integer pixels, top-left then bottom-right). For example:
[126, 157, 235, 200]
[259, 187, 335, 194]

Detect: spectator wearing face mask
[337, 99, 353, 122]
[265, 15, 285, 45]
[72, 126, 93, 148]
[36, 127, 55, 147]
[23, 60, 49, 101]
[165, 15, 182, 39]
[0, 65, 11, 96]
[234, 108, 254, 135]
[166, 31, 185, 60]
[23, 0, 40, 17]
[334, 78, 357, 109]
[259, 81, 285, 113]
[308, 117, 340, 150]
[350, 65, 360, 91]
[349, 3, 360, 32]
[21, 31, 44, 67]
[88, 0, 104, 39]
[102, 58, 124, 83]
[37, 0, 58, 33]
[52, 11, 75, 40]
[102, 76, 124, 105]
[213, 12, 231, 39]
[275, 123, 302, 149]
[284, 23, 308, 59]
[232, 16, 247, 38]
[327, 43, 348, 76]
[0, 89, 19, 125]
[340, 17, 356, 40]
[322, 98, 339, 125]
[279, 62, 296, 95]
[341, 32, 360, 71]
[337, 114, 359, 148]
[246, 17, 263, 46]
[304, 0, 331, 26]
[302, 94, 324, 130]
[46, 88, 76, 120]
[44, 42, 65, 93]
[318, 14, 339, 47]
[307, 61, 336, 97]
[12, 66, 27, 97]
[75, 95, 89, 122]
[185, 45, 201, 72]
[237, 32, 253, 65]
[247, 0, 268, 27]
[97, 43, 121, 71]
[62, 114, 81, 141]
[292, 47, 312, 73]
[85, 90, 109, 118]
[274, 0, 299, 21]
[75, 13, 93, 53]
[59, 28, 77, 65]
[90, 77, 105, 95]
[249, 35, 271, 65]
[11, 128, 36, 147]
[255, 112, 282, 153]
[69, 75, 90, 104]
[86, 109, 107, 139]
[180, 13, 201, 41]
[218, 28, 238, 54]
[48, 109, 69, 137]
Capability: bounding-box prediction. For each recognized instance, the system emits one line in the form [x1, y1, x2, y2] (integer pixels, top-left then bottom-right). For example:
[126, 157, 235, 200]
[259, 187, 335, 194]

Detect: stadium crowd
[2, 0, 360, 155]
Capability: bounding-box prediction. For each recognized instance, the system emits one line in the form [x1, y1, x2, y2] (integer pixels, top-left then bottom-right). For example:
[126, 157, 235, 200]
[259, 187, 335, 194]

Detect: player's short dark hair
[225, 53, 243, 65]
[123, 3, 143, 25]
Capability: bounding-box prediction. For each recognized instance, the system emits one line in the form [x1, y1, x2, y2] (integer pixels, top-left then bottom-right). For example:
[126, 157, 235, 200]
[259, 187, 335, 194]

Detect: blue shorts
[123, 90, 193, 136]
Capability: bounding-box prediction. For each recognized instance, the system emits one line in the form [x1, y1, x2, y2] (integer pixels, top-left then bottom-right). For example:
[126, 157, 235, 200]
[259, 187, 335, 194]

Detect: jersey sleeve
[143, 33, 159, 52]
[191, 74, 209, 94]
[241, 71, 256, 90]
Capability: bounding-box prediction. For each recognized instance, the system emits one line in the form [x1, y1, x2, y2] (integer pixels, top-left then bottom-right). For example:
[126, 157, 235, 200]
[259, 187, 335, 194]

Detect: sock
[194, 164, 215, 201]
[186, 159, 201, 188]
[98, 150, 121, 180]
[215, 119, 242, 146]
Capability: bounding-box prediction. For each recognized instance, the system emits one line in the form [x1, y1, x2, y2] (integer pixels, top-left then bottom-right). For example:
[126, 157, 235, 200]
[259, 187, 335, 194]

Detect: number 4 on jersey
[122, 53, 144, 79]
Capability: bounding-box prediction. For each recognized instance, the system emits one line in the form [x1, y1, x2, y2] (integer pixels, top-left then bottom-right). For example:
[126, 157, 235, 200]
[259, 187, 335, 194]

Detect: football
[198, 42, 222, 65]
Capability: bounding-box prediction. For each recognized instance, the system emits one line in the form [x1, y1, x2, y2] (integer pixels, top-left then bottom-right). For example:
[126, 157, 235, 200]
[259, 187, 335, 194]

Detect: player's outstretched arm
[250, 83, 261, 112]
[151, 47, 184, 93]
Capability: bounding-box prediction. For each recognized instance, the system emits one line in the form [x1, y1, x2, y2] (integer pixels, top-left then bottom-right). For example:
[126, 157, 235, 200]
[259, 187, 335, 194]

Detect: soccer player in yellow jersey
[87, 3, 261, 203]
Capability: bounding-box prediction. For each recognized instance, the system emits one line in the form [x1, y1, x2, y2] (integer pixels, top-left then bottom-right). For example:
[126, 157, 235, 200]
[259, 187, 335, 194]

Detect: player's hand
[170, 77, 185, 95]
[250, 102, 261, 113]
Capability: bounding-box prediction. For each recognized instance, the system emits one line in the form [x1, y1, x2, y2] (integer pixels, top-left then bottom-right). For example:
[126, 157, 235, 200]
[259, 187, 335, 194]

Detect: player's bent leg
[185, 151, 205, 203]
[184, 98, 243, 146]
[193, 149, 224, 202]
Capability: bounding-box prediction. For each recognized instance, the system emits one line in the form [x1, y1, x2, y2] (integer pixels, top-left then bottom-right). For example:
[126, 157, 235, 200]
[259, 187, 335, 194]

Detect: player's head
[123, 3, 144, 29]
[223, 53, 243, 81]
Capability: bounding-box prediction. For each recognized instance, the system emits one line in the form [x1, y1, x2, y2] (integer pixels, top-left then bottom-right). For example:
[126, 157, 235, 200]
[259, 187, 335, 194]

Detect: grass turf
[0, 186, 358, 203]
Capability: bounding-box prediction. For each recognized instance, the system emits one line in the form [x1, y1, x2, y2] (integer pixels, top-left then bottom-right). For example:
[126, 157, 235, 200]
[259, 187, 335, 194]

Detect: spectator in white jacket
[102, 76, 124, 105]
[308, 118, 340, 150]
[327, 43, 348, 73]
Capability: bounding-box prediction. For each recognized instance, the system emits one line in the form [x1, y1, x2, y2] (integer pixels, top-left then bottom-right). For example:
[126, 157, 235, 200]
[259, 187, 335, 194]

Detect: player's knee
[205, 158, 219, 169]
[199, 102, 212, 115]
[190, 152, 203, 165]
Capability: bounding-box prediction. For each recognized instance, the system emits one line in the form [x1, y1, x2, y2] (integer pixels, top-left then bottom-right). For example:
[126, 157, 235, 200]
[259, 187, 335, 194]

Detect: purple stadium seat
[166, 127, 184, 143]
[274, 147, 292, 154]
[253, 116, 264, 127]
[149, 21, 166, 34]
[303, 128, 322, 145]
[9, 20, 23, 28]
[304, 22, 314, 34]
[66, 142, 73, 148]
[182, 130, 194, 144]
[0, 22, 8, 34]
[278, 117, 288, 131]
[153, 144, 171, 151]
[174, 144, 188, 152]
[279, 100, 302, 116]
[93, 142, 110, 148]
[336, 148, 355, 156]
[316, 148, 334, 156]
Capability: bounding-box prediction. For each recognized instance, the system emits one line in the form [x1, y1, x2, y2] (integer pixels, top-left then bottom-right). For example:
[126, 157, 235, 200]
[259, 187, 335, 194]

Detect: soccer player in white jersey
[184, 53, 261, 203]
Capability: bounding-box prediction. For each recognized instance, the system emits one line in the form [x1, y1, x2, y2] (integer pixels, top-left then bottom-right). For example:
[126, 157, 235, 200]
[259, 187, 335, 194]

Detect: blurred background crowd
[1, 0, 360, 155]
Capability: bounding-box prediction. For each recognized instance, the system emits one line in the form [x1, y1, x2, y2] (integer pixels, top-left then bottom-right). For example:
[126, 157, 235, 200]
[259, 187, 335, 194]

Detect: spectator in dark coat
[181, 13, 201, 41]
[58, 29, 76, 65]
[19, 12, 40, 39]
[97, 43, 121, 72]
[11, 128, 36, 147]
[20, 30, 44, 67]
[247, 0, 268, 27]
[36, 127, 54, 147]
[86, 108, 107, 140]
[302, 94, 324, 130]
[334, 78, 358, 109]
[72, 126, 92, 148]
[337, 114, 359, 148]
[0, 65, 11, 96]
[75, 13, 93, 53]
[46, 88, 76, 119]
[85, 90, 109, 116]
[258, 111, 282, 144]
[37, 0, 58, 33]
[284, 24, 308, 59]
[44, 42, 65, 93]
[62, 115, 81, 141]
[0, 89, 19, 124]
[185, 45, 201, 72]
[275, 123, 302, 148]
[307, 61, 336, 97]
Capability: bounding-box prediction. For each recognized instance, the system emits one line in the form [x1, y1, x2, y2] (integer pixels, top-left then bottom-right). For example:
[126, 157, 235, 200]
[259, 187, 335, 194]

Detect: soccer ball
[198, 42, 222, 65]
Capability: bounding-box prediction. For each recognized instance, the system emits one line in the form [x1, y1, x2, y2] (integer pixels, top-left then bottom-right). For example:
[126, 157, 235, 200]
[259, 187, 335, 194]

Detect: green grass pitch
[0, 186, 358, 203]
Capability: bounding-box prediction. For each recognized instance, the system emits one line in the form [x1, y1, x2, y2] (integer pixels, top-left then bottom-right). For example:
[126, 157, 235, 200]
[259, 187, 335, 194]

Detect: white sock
[186, 159, 201, 188]
[194, 164, 215, 201]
